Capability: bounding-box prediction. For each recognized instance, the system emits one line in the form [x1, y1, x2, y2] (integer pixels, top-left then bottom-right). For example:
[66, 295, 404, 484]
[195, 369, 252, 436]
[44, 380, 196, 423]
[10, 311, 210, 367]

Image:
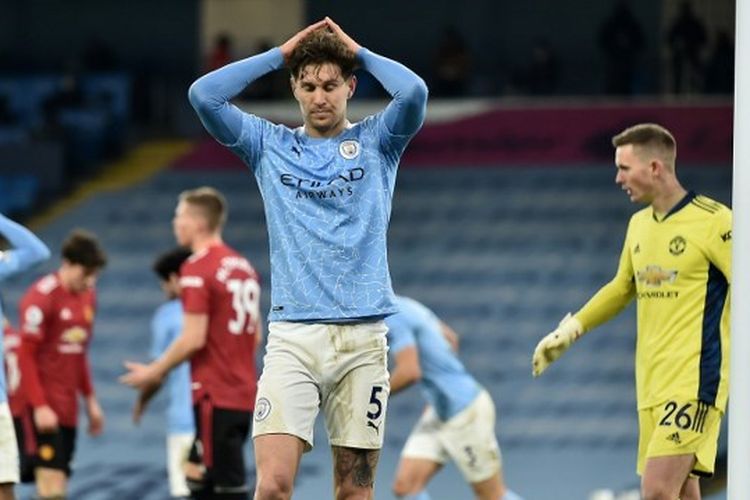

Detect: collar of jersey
[296, 122, 353, 144]
[652, 190, 696, 222]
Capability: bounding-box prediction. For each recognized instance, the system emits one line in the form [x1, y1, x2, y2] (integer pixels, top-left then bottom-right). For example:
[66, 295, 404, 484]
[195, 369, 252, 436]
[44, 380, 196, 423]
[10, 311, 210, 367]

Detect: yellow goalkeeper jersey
[575, 192, 732, 411]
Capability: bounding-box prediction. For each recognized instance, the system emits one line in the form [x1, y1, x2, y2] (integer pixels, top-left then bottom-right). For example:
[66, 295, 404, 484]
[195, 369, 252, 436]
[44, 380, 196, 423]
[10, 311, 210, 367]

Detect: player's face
[292, 63, 356, 137]
[614, 144, 655, 204]
[172, 201, 202, 248]
[64, 263, 99, 293]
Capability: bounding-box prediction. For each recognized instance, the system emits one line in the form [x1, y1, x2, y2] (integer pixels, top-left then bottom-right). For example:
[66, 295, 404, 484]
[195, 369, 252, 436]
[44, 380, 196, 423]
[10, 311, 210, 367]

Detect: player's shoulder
[182, 247, 211, 272]
[629, 206, 652, 225]
[688, 195, 731, 218]
[219, 245, 259, 280]
[27, 273, 59, 298]
[393, 296, 433, 325]
[356, 112, 386, 133]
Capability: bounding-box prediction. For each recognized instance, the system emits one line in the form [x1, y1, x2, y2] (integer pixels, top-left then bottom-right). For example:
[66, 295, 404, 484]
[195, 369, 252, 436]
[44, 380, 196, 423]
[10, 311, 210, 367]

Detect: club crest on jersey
[669, 236, 686, 256]
[339, 140, 360, 160]
[637, 265, 678, 287]
[254, 397, 272, 422]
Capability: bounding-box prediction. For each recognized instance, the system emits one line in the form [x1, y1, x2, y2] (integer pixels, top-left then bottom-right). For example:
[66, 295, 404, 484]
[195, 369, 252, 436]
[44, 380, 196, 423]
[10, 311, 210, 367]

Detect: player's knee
[255, 473, 294, 500]
[641, 482, 674, 500]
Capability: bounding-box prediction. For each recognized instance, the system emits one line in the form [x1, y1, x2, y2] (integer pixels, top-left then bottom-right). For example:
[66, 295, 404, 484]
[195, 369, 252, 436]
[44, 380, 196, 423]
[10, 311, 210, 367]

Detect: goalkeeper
[532, 123, 731, 500]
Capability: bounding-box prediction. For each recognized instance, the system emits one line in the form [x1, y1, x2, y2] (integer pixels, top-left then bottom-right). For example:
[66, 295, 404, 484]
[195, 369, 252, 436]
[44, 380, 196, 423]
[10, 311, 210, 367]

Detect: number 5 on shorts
[366, 386, 384, 432]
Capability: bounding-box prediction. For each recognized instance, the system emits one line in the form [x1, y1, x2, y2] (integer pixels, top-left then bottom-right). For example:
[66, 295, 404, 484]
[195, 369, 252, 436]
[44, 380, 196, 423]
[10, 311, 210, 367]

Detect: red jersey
[3, 323, 25, 417]
[180, 244, 259, 411]
[18, 273, 96, 427]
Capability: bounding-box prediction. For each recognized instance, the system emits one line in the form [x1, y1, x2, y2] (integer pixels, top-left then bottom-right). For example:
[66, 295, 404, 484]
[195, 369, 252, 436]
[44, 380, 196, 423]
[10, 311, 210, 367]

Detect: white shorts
[252, 321, 389, 451]
[0, 402, 19, 484]
[401, 389, 502, 484]
[167, 432, 193, 497]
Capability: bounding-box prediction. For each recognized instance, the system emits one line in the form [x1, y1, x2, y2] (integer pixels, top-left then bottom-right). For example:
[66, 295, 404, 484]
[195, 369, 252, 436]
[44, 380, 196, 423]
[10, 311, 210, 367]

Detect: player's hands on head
[33, 405, 59, 433]
[280, 19, 329, 63]
[532, 313, 583, 377]
[324, 17, 361, 53]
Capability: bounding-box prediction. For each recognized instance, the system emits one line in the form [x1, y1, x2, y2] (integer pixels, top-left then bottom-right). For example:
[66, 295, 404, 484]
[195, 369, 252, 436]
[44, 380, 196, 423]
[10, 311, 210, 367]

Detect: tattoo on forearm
[333, 446, 380, 488]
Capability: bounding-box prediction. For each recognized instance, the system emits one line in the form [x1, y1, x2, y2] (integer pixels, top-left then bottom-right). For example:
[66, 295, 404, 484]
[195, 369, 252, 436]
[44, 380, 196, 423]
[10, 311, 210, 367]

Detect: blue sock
[503, 489, 524, 500]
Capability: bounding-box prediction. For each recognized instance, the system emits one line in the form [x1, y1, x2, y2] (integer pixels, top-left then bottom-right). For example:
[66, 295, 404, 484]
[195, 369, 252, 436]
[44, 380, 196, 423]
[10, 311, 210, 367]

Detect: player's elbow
[187, 79, 223, 113]
[405, 77, 429, 107]
[187, 80, 209, 110]
[35, 245, 52, 264]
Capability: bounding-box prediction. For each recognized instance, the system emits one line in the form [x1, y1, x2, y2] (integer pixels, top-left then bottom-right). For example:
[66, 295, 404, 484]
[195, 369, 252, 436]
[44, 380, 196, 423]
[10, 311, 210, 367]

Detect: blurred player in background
[533, 123, 731, 499]
[385, 296, 522, 500]
[122, 187, 261, 500]
[3, 312, 34, 486]
[131, 247, 195, 498]
[188, 17, 427, 500]
[0, 214, 50, 499]
[18, 228, 105, 499]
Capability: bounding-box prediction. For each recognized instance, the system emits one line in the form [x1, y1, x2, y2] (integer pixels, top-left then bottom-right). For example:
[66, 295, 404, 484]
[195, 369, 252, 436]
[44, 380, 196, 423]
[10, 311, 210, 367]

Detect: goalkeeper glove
[532, 313, 584, 377]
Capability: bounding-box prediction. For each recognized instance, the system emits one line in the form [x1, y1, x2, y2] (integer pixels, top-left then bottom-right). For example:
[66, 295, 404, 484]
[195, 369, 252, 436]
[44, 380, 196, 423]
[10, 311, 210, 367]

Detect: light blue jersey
[0, 214, 50, 403]
[189, 47, 427, 322]
[385, 296, 480, 421]
[151, 299, 195, 434]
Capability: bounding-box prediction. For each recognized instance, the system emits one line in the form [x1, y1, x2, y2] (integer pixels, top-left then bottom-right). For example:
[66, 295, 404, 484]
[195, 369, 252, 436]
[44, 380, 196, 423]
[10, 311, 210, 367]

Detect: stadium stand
[0, 161, 730, 499]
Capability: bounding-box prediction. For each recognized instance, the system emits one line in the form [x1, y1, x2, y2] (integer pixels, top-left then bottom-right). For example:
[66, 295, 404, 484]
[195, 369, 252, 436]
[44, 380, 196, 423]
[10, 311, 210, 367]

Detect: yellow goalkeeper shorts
[637, 399, 723, 477]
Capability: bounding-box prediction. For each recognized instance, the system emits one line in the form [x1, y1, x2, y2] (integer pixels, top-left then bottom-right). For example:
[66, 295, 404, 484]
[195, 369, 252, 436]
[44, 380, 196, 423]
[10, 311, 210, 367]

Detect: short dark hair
[153, 247, 192, 281]
[178, 186, 227, 232]
[612, 123, 676, 151]
[287, 27, 357, 80]
[61, 229, 107, 270]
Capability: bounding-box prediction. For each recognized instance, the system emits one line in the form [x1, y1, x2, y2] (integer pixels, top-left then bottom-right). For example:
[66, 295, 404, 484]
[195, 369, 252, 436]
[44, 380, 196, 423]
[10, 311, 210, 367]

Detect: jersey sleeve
[188, 48, 283, 147]
[0, 214, 50, 280]
[705, 206, 732, 282]
[18, 290, 52, 407]
[357, 48, 428, 156]
[180, 265, 210, 315]
[574, 227, 636, 332]
[386, 314, 417, 355]
[19, 289, 51, 344]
